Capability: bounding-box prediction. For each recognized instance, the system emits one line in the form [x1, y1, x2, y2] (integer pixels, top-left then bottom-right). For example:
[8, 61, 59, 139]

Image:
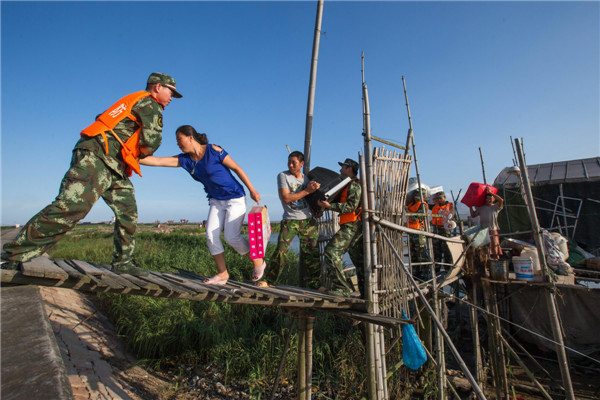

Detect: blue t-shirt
[178, 145, 245, 200]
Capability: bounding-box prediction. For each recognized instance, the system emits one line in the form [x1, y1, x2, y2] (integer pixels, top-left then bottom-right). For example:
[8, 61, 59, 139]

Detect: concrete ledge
[1, 286, 73, 400]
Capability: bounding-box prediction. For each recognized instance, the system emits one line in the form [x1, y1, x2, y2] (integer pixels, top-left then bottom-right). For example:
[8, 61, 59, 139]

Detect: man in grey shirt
[470, 187, 504, 259]
[263, 151, 321, 288]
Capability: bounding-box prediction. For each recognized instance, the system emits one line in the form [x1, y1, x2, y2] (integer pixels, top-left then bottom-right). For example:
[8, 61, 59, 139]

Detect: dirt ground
[41, 287, 278, 400]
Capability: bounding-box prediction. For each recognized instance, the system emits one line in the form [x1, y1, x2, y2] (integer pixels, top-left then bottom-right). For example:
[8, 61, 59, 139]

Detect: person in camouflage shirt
[264, 151, 321, 288]
[318, 158, 364, 297]
[2, 73, 182, 273]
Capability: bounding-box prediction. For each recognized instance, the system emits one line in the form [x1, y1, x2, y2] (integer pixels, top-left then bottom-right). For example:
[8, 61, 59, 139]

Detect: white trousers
[205, 196, 250, 256]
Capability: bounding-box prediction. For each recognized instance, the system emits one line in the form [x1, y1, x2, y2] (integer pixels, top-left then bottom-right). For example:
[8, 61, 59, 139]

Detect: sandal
[204, 274, 228, 285]
[252, 262, 266, 281]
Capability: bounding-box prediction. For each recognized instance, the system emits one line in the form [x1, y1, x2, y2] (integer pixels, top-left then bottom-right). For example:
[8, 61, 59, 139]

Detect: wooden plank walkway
[1, 257, 411, 328]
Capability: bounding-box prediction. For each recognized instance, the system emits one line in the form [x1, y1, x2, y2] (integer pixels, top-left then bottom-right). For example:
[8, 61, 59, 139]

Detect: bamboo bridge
[0, 256, 409, 328]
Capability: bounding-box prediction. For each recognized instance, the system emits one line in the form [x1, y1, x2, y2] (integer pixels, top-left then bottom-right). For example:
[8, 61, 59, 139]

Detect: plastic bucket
[489, 260, 508, 281]
[520, 247, 542, 276]
[513, 256, 534, 281]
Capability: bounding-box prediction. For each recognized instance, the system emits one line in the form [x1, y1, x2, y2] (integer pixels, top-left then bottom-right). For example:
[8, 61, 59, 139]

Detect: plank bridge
[0, 256, 408, 328]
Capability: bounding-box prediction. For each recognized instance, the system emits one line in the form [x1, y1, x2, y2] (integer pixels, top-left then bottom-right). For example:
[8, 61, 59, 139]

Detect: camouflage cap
[338, 158, 359, 172]
[147, 72, 182, 98]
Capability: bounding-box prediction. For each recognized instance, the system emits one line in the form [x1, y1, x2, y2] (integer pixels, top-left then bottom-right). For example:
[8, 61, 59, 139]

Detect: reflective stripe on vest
[81, 91, 151, 177]
[339, 178, 362, 225]
[432, 202, 452, 226]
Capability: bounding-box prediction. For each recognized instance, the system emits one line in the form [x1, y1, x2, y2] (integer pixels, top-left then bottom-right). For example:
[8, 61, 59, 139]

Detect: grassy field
[45, 225, 393, 399]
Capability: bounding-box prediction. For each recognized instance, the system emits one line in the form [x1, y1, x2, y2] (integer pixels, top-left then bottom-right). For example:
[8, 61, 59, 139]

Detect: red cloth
[461, 182, 498, 207]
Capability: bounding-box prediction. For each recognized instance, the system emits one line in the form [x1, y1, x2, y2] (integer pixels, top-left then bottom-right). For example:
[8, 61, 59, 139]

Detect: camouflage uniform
[406, 200, 431, 281]
[266, 218, 320, 288]
[3, 95, 164, 265]
[323, 180, 364, 297]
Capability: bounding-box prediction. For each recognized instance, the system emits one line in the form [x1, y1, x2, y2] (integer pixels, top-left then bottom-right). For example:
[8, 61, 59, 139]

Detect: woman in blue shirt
[140, 125, 265, 285]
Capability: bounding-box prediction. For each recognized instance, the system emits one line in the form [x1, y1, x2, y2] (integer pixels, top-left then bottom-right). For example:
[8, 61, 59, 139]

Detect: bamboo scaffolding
[498, 333, 553, 400]
[401, 76, 447, 398]
[375, 224, 487, 400]
[514, 138, 576, 400]
[482, 280, 509, 399]
[361, 55, 387, 399]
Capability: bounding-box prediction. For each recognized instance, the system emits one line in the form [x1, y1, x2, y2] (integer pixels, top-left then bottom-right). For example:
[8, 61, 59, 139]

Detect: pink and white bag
[247, 205, 271, 259]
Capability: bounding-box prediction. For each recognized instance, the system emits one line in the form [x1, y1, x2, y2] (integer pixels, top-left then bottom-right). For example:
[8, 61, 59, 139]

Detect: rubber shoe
[111, 261, 149, 277]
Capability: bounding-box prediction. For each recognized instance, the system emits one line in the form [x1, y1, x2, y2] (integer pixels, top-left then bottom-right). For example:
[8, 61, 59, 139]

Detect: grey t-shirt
[278, 171, 312, 220]
[474, 204, 502, 231]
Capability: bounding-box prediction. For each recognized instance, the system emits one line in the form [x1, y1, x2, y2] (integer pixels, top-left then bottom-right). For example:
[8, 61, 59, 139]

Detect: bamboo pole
[376, 224, 487, 400]
[514, 138, 575, 400]
[482, 280, 509, 399]
[469, 286, 485, 387]
[302, 0, 324, 173]
[299, 3, 323, 398]
[479, 147, 487, 185]
[297, 311, 307, 400]
[498, 333, 554, 400]
[402, 76, 445, 399]
[361, 62, 377, 400]
[305, 312, 314, 400]
[361, 57, 386, 399]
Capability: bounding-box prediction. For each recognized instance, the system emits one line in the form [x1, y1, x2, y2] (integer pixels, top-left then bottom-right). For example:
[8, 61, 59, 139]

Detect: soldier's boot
[111, 260, 148, 277]
[1, 260, 21, 270]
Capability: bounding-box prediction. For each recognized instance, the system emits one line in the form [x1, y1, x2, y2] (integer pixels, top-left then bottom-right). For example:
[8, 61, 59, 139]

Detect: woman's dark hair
[176, 125, 208, 145]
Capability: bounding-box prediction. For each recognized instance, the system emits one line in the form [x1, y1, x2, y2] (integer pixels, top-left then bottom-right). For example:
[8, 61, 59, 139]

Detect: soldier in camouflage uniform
[265, 151, 321, 288]
[405, 189, 431, 281]
[1, 73, 182, 273]
[318, 159, 364, 297]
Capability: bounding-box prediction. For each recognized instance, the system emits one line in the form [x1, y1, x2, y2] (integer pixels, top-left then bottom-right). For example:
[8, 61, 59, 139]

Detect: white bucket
[520, 247, 542, 276]
[513, 256, 534, 281]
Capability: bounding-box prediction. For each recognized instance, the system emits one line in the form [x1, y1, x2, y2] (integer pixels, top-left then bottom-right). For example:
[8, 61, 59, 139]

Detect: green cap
[147, 72, 182, 98]
[338, 158, 359, 173]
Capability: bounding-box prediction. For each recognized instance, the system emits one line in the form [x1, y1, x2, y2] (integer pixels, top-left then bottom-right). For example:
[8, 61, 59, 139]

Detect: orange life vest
[406, 200, 425, 230]
[338, 178, 362, 225]
[432, 202, 453, 226]
[81, 91, 151, 177]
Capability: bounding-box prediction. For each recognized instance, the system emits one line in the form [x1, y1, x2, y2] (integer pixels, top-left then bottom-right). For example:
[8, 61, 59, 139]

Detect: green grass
[47, 227, 374, 398]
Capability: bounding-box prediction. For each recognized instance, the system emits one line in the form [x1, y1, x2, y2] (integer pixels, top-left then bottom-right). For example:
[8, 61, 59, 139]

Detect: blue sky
[1, 1, 598, 225]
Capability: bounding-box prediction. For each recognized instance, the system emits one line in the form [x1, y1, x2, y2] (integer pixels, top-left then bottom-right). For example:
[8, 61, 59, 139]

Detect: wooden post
[514, 138, 575, 400]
